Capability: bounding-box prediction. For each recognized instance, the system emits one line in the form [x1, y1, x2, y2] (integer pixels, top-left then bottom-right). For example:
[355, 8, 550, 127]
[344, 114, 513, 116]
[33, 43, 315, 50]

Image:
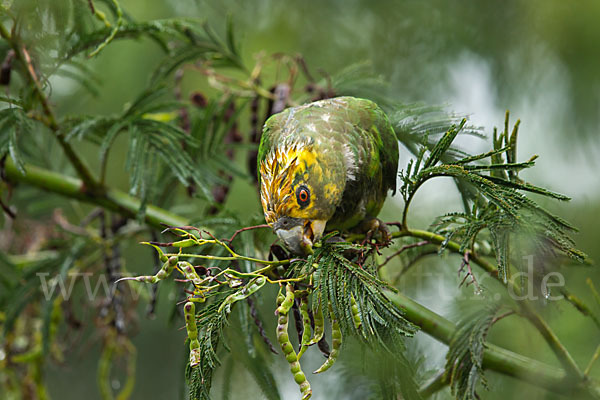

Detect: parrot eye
[296, 185, 311, 208]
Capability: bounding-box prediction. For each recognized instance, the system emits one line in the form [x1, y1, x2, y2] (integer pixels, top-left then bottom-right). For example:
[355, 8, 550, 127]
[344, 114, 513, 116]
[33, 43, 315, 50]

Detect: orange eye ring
[296, 185, 311, 207]
[299, 190, 308, 202]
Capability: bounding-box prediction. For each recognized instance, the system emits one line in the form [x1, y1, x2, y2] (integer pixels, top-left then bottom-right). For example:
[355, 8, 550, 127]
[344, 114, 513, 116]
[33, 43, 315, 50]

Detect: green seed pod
[276, 293, 312, 399]
[297, 297, 312, 359]
[218, 276, 266, 313]
[276, 286, 286, 307]
[350, 294, 361, 330]
[143, 242, 169, 263]
[152, 257, 175, 282]
[117, 256, 176, 284]
[313, 311, 341, 374]
[276, 283, 295, 315]
[178, 261, 204, 287]
[184, 301, 201, 367]
[170, 238, 198, 248]
[307, 301, 324, 346]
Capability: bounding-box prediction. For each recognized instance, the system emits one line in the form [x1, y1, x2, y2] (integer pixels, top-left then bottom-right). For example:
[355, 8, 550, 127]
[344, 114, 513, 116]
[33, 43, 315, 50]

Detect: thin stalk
[560, 288, 600, 330]
[585, 344, 600, 377]
[393, 228, 497, 275]
[163, 252, 287, 267]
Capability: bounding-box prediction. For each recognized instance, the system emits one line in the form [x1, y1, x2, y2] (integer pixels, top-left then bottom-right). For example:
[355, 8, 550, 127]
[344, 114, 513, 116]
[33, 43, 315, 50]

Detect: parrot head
[259, 139, 346, 255]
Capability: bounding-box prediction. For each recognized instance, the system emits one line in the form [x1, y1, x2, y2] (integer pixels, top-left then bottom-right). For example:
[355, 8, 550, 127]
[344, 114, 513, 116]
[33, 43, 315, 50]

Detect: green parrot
[257, 96, 399, 255]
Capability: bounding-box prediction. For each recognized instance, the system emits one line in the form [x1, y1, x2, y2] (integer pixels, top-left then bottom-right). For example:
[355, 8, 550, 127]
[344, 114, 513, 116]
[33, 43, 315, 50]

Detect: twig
[99, 212, 126, 333]
[587, 278, 600, 307]
[79, 208, 104, 227]
[585, 344, 600, 377]
[160, 224, 203, 236]
[458, 250, 481, 293]
[88, 0, 123, 58]
[0, 193, 15, 219]
[225, 224, 270, 244]
[247, 296, 278, 354]
[491, 310, 515, 325]
[0, 23, 99, 192]
[560, 288, 600, 330]
[146, 231, 160, 318]
[378, 240, 429, 269]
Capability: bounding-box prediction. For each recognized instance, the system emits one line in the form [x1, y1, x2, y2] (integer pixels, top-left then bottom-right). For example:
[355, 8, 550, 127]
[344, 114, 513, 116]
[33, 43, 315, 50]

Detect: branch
[393, 227, 584, 378]
[4, 157, 598, 398]
[388, 291, 600, 399]
[3, 158, 188, 230]
[0, 22, 99, 192]
[418, 370, 448, 397]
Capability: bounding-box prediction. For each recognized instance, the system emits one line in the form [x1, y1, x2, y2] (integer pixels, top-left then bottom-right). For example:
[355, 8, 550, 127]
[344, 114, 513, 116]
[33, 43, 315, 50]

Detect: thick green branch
[4, 158, 597, 398]
[394, 227, 584, 378]
[3, 158, 188, 230]
[388, 291, 600, 399]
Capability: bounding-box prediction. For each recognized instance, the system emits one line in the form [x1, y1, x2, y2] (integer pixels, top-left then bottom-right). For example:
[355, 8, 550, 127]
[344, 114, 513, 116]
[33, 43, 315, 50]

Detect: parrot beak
[273, 217, 327, 256]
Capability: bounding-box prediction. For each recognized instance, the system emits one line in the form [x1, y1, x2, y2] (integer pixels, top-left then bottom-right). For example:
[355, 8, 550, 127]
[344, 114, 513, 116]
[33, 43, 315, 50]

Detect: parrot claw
[360, 218, 392, 247]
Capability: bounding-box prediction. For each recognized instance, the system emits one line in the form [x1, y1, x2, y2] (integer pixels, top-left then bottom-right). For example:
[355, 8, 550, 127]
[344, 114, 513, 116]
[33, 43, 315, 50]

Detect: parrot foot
[359, 217, 392, 247]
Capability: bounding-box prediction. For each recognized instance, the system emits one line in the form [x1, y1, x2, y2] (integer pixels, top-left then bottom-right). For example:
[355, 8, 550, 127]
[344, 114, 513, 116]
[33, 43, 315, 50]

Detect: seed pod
[350, 294, 362, 330]
[297, 297, 312, 359]
[276, 283, 295, 315]
[178, 261, 204, 287]
[169, 238, 198, 248]
[276, 286, 286, 308]
[116, 256, 176, 284]
[143, 242, 170, 263]
[218, 276, 266, 313]
[307, 301, 324, 346]
[184, 301, 201, 367]
[276, 294, 312, 399]
[313, 310, 341, 374]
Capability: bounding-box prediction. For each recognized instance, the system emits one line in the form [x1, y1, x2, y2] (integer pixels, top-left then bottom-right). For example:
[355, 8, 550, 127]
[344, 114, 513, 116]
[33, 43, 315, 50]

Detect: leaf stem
[163, 252, 288, 267]
[560, 288, 600, 330]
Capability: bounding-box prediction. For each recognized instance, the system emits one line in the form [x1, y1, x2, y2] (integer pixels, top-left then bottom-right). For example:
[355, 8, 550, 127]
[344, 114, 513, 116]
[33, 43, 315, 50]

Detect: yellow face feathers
[259, 141, 343, 225]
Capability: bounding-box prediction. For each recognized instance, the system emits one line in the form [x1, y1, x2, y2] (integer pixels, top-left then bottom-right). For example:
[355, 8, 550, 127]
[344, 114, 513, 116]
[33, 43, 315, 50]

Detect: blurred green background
[6, 0, 600, 399]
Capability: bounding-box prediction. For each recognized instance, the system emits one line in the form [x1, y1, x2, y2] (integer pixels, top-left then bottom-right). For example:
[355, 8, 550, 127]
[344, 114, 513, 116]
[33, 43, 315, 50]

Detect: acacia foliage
[0, 1, 597, 400]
